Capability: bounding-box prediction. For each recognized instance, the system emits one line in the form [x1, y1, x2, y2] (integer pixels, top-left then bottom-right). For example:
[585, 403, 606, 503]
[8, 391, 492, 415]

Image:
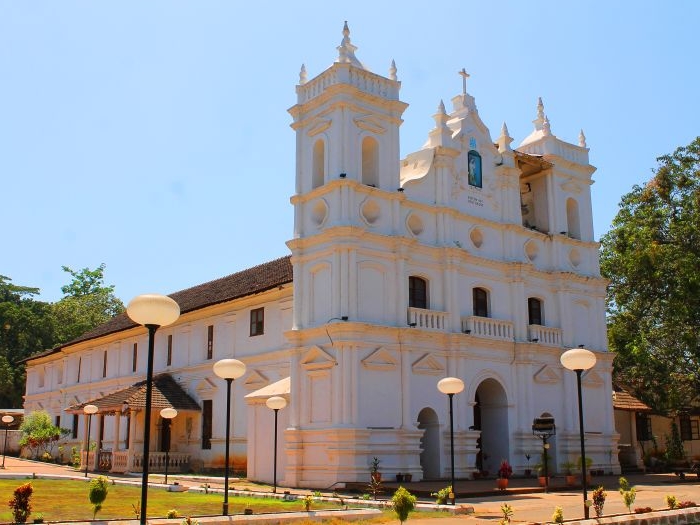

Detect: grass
[0, 479, 346, 522]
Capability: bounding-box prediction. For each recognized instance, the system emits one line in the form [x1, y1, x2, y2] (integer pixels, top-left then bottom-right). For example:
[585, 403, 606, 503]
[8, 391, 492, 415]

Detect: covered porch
[66, 373, 201, 474]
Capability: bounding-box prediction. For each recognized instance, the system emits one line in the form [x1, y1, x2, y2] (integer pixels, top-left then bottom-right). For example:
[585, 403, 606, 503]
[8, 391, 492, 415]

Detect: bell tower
[289, 22, 407, 198]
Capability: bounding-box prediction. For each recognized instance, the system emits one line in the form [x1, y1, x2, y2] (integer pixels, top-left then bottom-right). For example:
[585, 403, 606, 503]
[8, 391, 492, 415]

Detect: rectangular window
[473, 288, 489, 318]
[250, 307, 264, 336]
[167, 334, 173, 366]
[57, 363, 63, 385]
[132, 343, 138, 372]
[207, 325, 214, 360]
[635, 413, 652, 441]
[55, 415, 61, 428]
[680, 416, 699, 441]
[528, 298, 543, 326]
[72, 414, 79, 439]
[38, 369, 45, 388]
[125, 415, 130, 449]
[202, 400, 213, 450]
[408, 276, 428, 309]
[102, 350, 108, 378]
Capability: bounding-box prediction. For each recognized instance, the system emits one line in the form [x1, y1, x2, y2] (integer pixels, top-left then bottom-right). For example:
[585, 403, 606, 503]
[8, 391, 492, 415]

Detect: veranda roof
[612, 389, 652, 412]
[64, 373, 200, 415]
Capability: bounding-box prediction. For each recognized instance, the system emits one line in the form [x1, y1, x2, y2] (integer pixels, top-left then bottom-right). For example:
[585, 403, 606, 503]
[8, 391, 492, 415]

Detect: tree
[88, 476, 109, 519]
[600, 137, 700, 412]
[51, 264, 124, 343]
[0, 276, 55, 407]
[18, 410, 68, 460]
[391, 486, 417, 524]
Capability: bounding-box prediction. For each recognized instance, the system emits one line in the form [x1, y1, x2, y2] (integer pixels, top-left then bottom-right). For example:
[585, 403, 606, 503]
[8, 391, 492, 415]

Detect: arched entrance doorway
[417, 407, 440, 480]
[473, 378, 509, 476]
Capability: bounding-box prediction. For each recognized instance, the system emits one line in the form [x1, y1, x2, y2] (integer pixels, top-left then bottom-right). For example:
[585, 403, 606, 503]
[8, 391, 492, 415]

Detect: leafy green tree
[19, 410, 68, 460]
[51, 264, 124, 344]
[0, 276, 55, 407]
[601, 137, 700, 413]
[391, 486, 417, 524]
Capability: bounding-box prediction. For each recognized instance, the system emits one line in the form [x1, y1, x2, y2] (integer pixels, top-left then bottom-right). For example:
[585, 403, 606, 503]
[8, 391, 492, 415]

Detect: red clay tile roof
[26, 256, 292, 363]
[64, 373, 200, 414]
[612, 389, 652, 412]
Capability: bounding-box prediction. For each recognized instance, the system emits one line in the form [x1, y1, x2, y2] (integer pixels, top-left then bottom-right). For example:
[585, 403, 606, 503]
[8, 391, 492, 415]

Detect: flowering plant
[498, 459, 513, 479]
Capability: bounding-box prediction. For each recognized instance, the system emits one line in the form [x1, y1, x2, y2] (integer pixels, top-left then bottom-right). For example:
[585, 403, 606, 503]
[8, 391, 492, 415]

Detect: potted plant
[395, 472, 404, 482]
[370, 457, 381, 482]
[562, 460, 577, 486]
[404, 472, 412, 482]
[535, 450, 550, 487]
[497, 459, 512, 490]
[578, 456, 593, 484]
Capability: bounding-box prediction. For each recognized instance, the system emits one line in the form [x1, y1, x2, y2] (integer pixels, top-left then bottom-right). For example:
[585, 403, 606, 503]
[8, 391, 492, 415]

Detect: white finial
[336, 20, 362, 68]
[543, 115, 551, 136]
[459, 68, 470, 95]
[497, 121, 513, 153]
[533, 97, 545, 130]
[438, 99, 446, 114]
[579, 129, 587, 148]
[429, 99, 452, 147]
[389, 59, 397, 81]
[299, 64, 307, 85]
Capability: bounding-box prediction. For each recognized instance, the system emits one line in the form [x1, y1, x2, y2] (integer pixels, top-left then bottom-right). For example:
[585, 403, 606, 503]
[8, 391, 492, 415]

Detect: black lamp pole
[140, 323, 159, 525]
[222, 377, 232, 515]
[272, 406, 280, 493]
[575, 369, 590, 519]
[448, 392, 456, 504]
[1, 416, 13, 469]
[84, 413, 92, 478]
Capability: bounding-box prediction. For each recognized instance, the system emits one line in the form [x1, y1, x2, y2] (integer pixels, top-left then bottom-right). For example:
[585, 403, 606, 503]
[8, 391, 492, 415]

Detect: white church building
[23, 23, 618, 488]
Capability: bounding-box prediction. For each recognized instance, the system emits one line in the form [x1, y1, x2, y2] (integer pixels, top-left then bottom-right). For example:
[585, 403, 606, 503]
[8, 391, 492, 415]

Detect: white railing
[111, 450, 129, 473]
[528, 325, 562, 346]
[461, 316, 514, 341]
[407, 307, 449, 331]
[131, 452, 190, 473]
[80, 451, 95, 470]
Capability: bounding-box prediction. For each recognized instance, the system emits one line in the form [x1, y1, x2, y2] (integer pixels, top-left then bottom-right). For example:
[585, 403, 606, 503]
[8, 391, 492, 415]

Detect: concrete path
[2, 457, 700, 524]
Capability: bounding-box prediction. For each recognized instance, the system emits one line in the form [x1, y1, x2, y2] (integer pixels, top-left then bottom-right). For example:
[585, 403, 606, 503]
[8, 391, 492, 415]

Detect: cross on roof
[459, 68, 470, 95]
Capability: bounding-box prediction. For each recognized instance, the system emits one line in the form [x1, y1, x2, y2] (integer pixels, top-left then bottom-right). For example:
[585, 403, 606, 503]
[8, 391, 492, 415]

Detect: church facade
[23, 24, 618, 488]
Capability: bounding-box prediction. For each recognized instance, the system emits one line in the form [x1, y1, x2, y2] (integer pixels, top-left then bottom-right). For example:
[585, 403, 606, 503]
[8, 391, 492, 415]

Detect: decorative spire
[336, 21, 361, 67]
[533, 97, 545, 130]
[428, 99, 452, 147]
[459, 68, 470, 95]
[579, 129, 587, 148]
[299, 64, 307, 85]
[389, 59, 397, 81]
[543, 115, 552, 136]
[496, 121, 514, 153]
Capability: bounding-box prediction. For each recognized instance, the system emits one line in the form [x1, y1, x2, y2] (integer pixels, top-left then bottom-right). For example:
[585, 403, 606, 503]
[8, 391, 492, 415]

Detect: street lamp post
[437, 377, 465, 505]
[561, 347, 597, 520]
[159, 407, 177, 485]
[1, 415, 14, 469]
[83, 404, 98, 477]
[266, 396, 288, 494]
[127, 294, 180, 525]
[213, 358, 247, 515]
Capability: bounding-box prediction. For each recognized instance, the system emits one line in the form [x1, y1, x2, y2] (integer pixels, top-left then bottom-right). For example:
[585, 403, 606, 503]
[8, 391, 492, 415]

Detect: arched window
[362, 136, 379, 187]
[312, 139, 325, 189]
[528, 297, 543, 325]
[473, 287, 489, 317]
[566, 198, 581, 239]
[409, 276, 428, 309]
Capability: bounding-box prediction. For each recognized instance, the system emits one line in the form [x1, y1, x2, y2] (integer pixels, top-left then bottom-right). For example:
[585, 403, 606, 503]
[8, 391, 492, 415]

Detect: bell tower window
[473, 287, 489, 317]
[312, 139, 325, 189]
[566, 198, 581, 240]
[362, 136, 379, 187]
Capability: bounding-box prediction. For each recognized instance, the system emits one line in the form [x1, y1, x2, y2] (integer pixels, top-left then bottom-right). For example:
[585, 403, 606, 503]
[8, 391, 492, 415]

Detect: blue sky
[1, 1, 698, 303]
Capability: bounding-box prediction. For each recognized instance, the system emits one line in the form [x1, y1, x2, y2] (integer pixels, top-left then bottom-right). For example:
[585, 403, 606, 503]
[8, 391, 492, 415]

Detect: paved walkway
[2, 457, 700, 524]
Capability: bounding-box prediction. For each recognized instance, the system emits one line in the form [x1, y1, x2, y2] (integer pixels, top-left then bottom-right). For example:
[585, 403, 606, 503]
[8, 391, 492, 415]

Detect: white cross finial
[459, 68, 470, 95]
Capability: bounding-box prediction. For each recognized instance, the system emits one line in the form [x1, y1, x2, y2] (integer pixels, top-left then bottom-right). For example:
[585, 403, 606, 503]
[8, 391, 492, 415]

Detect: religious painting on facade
[468, 150, 482, 188]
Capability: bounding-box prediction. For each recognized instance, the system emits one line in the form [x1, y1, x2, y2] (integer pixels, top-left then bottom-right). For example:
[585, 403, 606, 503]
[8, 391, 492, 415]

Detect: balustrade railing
[528, 324, 562, 346]
[461, 316, 514, 341]
[407, 307, 449, 331]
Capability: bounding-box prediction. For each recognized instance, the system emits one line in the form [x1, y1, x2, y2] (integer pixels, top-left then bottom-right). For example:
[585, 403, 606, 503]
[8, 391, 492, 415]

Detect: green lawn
[0, 479, 344, 522]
